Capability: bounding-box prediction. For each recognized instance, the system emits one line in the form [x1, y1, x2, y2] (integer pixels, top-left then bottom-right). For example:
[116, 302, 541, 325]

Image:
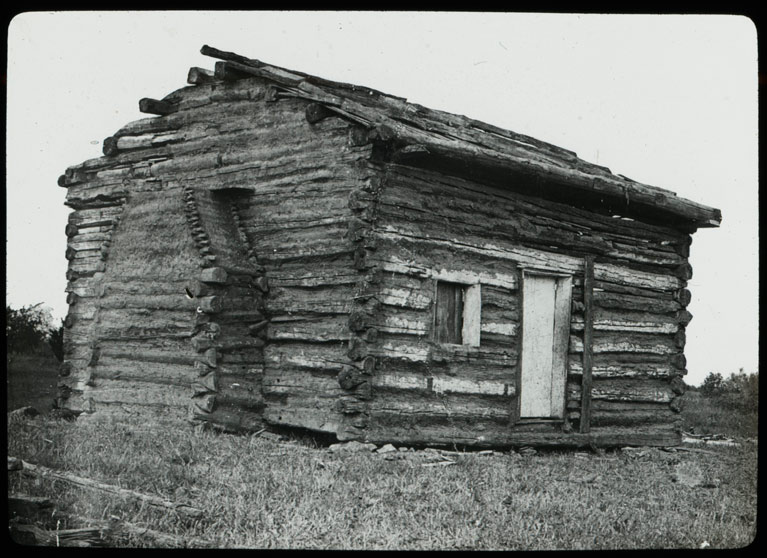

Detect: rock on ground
[329, 441, 377, 454]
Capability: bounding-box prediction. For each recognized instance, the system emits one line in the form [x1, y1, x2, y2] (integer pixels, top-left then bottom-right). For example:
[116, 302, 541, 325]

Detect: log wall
[60, 76, 374, 434]
[60, 67, 692, 446]
[354, 163, 690, 447]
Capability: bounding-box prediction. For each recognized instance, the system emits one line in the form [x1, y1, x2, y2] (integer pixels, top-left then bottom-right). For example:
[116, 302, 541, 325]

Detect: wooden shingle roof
[101, 45, 725, 230]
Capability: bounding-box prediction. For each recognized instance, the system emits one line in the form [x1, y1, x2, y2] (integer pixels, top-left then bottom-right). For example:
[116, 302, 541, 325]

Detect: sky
[6, 11, 758, 385]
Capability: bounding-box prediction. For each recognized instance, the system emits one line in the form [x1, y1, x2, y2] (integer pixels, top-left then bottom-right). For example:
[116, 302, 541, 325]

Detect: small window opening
[435, 281, 465, 344]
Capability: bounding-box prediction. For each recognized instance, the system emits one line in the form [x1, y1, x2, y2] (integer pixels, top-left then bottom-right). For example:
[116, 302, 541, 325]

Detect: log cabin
[57, 45, 721, 448]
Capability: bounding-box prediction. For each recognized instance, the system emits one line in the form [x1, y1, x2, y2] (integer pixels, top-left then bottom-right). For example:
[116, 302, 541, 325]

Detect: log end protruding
[677, 309, 693, 327]
[674, 328, 686, 349]
[305, 102, 335, 124]
[200, 267, 228, 284]
[102, 136, 118, 156]
[670, 353, 687, 370]
[251, 276, 268, 293]
[392, 144, 431, 163]
[675, 288, 692, 307]
[214, 61, 252, 82]
[670, 376, 686, 396]
[348, 125, 372, 147]
[670, 396, 684, 413]
[675, 262, 693, 281]
[187, 66, 216, 85]
[65, 223, 79, 238]
[198, 296, 222, 314]
[186, 279, 208, 298]
[338, 367, 365, 390]
[192, 394, 216, 414]
[248, 320, 269, 337]
[139, 97, 176, 116]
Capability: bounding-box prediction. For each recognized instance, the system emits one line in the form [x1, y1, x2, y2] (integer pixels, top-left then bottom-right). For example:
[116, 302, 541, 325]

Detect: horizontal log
[568, 355, 675, 379]
[369, 120, 719, 228]
[567, 379, 674, 403]
[187, 66, 217, 85]
[190, 405, 264, 432]
[16, 459, 202, 517]
[364, 416, 679, 447]
[261, 398, 342, 434]
[138, 97, 176, 116]
[571, 309, 679, 334]
[593, 291, 680, 314]
[378, 181, 686, 268]
[197, 296, 222, 314]
[200, 267, 228, 284]
[384, 164, 689, 244]
[569, 332, 678, 355]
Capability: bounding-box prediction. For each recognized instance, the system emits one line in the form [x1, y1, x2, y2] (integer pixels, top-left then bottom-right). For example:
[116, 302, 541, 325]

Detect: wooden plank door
[520, 273, 572, 418]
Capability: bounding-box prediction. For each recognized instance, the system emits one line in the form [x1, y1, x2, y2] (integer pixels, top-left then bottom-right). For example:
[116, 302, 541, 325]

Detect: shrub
[47, 321, 64, 362]
[700, 372, 723, 396]
[6, 303, 60, 365]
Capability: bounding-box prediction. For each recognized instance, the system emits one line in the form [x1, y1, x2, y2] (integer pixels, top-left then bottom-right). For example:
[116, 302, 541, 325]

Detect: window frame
[431, 278, 481, 348]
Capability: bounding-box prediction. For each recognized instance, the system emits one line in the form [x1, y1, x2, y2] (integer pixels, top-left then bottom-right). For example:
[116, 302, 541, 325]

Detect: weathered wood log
[197, 296, 222, 314]
[138, 97, 176, 116]
[670, 376, 686, 395]
[192, 371, 219, 395]
[15, 458, 203, 518]
[675, 288, 692, 307]
[251, 275, 269, 292]
[580, 256, 595, 433]
[670, 396, 684, 413]
[675, 262, 693, 281]
[202, 347, 218, 368]
[8, 493, 54, 518]
[65, 223, 79, 237]
[200, 267, 228, 284]
[677, 309, 693, 326]
[248, 320, 269, 336]
[305, 102, 336, 124]
[187, 66, 217, 85]
[368, 119, 721, 228]
[213, 61, 256, 82]
[102, 136, 119, 156]
[338, 367, 366, 390]
[185, 279, 208, 298]
[347, 336, 368, 360]
[10, 523, 108, 547]
[593, 291, 680, 314]
[192, 393, 216, 413]
[674, 328, 686, 349]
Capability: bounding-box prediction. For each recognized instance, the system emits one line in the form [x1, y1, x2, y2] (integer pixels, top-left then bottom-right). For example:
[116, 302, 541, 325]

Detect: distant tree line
[6, 303, 63, 363]
[699, 369, 758, 416]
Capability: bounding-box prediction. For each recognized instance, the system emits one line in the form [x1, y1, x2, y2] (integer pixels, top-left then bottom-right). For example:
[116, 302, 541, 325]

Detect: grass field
[6, 353, 59, 414]
[6, 360, 758, 550]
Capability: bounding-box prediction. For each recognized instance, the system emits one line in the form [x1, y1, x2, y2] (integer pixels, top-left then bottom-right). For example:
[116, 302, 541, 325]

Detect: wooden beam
[213, 61, 254, 82]
[14, 459, 203, 518]
[579, 255, 595, 433]
[186, 66, 216, 85]
[305, 102, 335, 124]
[138, 98, 175, 116]
[368, 123, 721, 228]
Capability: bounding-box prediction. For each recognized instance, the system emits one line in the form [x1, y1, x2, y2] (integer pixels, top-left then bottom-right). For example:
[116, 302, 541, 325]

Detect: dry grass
[6, 359, 758, 549]
[7, 413, 757, 550]
[682, 390, 758, 439]
[6, 353, 59, 413]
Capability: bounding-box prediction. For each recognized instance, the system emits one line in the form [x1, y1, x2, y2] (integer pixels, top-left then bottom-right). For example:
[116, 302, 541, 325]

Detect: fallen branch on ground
[10, 457, 203, 518]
